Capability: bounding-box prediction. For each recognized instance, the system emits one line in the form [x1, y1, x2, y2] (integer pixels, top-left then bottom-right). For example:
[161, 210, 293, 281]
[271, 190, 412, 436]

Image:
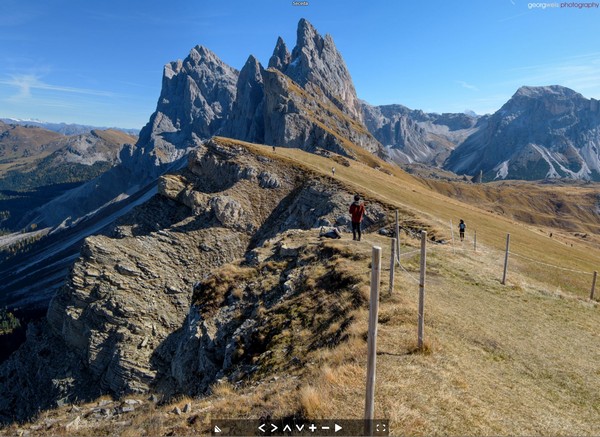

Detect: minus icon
[322, 426, 330, 430]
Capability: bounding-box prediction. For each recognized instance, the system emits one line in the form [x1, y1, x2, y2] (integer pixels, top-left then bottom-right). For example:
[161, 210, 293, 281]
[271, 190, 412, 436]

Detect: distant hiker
[332, 167, 335, 177]
[459, 219, 466, 241]
[349, 194, 366, 241]
[272, 145, 276, 152]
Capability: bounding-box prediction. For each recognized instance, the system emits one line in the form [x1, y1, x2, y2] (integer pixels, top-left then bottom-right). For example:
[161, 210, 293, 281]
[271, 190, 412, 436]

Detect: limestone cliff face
[0, 138, 388, 422]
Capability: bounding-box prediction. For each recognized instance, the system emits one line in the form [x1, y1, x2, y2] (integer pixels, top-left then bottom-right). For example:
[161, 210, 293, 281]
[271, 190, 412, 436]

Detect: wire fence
[385, 227, 598, 300]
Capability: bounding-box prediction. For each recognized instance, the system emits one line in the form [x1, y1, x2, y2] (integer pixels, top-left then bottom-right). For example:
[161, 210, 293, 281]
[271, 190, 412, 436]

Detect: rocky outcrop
[444, 85, 600, 181]
[0, 138, 389, 423]
[49, 129, 134, 166]
[165, 228, 376, 395]
[361, 102, 480, 166]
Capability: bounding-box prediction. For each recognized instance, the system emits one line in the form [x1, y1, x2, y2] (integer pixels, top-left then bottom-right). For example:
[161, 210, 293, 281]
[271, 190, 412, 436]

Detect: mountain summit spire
[269, 18, 363, 121]
[268, 36, 291, 70]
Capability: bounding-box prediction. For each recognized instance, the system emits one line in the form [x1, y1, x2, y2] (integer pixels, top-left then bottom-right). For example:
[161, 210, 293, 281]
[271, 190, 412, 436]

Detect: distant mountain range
[0, 118, 139, 136]
[0, 121, 137, 231]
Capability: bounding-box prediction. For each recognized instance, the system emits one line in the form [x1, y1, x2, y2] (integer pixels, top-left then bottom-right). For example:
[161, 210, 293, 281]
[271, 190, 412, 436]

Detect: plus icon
[309, 424, 317, 432]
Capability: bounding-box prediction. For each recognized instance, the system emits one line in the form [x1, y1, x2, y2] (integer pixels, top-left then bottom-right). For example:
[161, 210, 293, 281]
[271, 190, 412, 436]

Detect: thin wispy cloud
[457, 80, 479, 91]
[0, 74, 116, 101]
[497, 11, 530, 23]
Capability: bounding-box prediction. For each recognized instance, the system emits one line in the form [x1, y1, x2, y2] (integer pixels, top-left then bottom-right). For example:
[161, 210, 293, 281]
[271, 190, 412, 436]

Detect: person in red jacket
[349, 194, 366, 241]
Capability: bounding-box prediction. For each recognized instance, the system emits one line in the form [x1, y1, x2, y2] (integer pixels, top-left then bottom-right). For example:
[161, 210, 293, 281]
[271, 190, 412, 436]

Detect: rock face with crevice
[0, 137, 390, 423]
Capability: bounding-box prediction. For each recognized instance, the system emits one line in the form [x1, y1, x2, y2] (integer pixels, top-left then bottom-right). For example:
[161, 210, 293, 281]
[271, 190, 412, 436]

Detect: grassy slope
[227, 138, 600, 297]
[3, 137, 600, 436]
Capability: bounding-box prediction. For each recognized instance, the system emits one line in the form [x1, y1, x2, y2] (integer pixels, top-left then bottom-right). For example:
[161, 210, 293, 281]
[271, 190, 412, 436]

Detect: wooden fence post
[591, 271, 598, 300]
[389, 238, 396, 295]
[395, 210, 400, 264]
[501, 233, 510, 285]
[450, 220, 455, 254]
[365, 246, 382, 435]
[418, 231, 427, 349]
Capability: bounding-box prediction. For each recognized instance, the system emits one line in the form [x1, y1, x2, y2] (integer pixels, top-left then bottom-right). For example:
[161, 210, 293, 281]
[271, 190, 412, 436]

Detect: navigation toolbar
[211, 419, 389, 436]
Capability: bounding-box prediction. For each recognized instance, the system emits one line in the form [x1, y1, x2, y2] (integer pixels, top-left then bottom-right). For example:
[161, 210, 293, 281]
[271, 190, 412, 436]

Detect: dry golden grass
[211, 380, 235, 398]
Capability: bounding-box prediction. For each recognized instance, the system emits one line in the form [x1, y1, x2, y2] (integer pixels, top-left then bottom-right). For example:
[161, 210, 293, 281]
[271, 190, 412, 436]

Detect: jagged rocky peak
[220, 19, 384, 158]
[279, 18, 363, 121]
[360, 101, 480, 166]
[239, 54, 264, 85]
[268, 36, 291, 70]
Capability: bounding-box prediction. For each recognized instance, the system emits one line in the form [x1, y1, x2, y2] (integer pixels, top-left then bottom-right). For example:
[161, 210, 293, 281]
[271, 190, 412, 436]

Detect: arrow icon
[283, 425, 292, 432]
[258, 424, 266, 432]
[214, 425, 222, 433]
[271, 424, 278, 432]
[296, 424, 305, 431]
[335, 424, 342, 433]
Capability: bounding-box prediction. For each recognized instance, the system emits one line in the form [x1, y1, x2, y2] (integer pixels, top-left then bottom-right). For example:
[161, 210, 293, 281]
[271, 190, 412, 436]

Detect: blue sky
[1, 0, 599, 129]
